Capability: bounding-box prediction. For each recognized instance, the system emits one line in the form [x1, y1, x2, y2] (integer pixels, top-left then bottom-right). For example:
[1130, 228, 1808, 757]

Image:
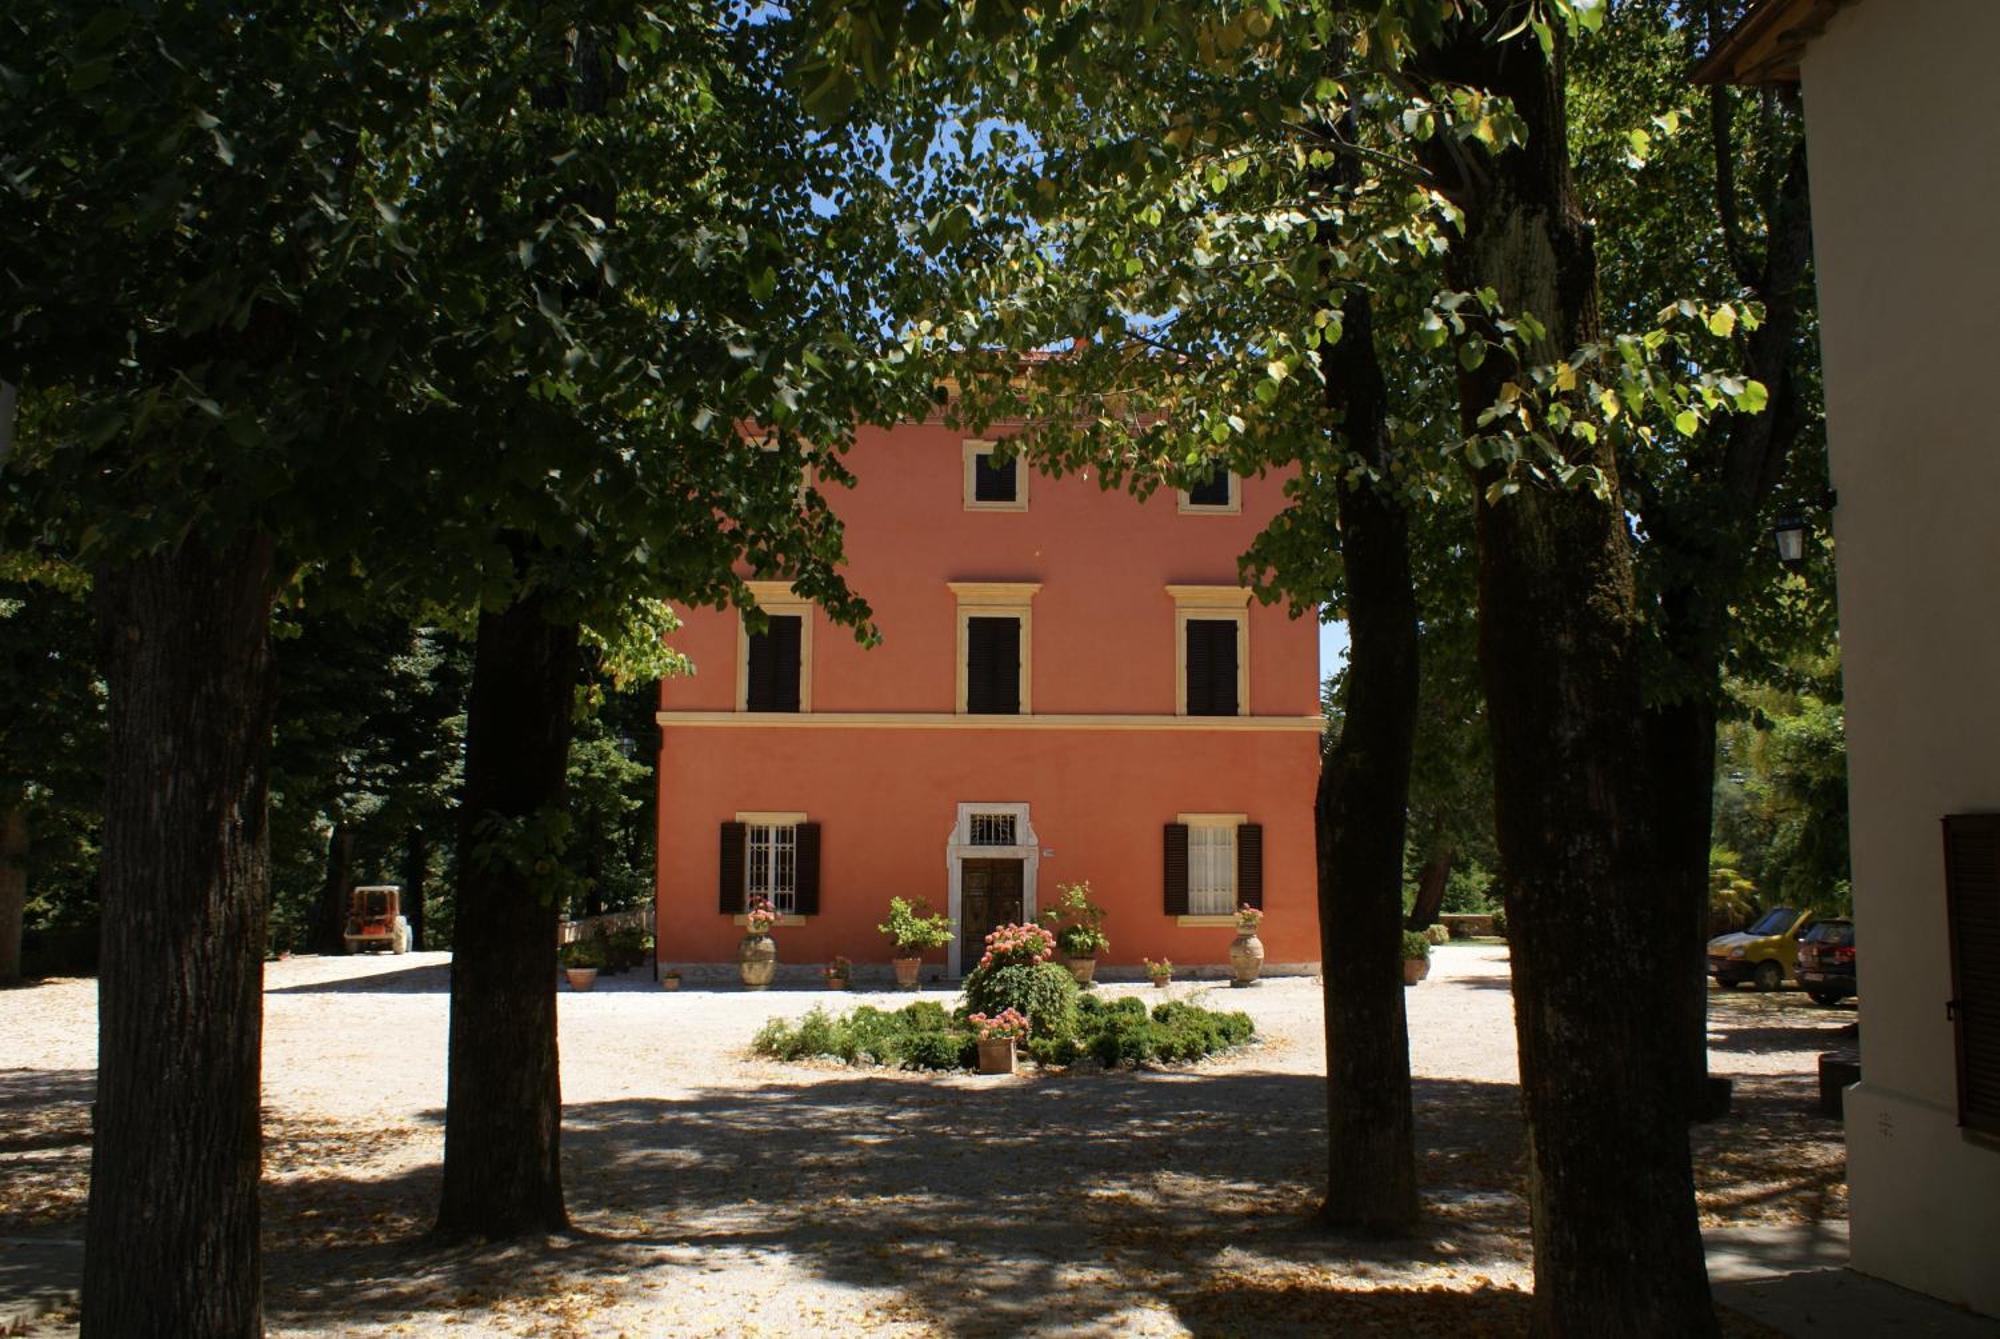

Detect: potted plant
[1402, 929, 1432, 986]
[1229, 903, 1265, 987]
[1145, 957, 1174, 989]
[561, 939, 605, 991]
[739, 896, 780, 989]
[660, 967, 683, 992]
[877, 896, 953, 989]
[970, 1007, 1030, 1075]
[1039, 881, 1109, 985]
[824, 955, 853, 990]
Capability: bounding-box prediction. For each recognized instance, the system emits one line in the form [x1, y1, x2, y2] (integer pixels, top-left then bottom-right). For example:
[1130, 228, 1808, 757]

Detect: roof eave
[1692, 0, 1855, 86]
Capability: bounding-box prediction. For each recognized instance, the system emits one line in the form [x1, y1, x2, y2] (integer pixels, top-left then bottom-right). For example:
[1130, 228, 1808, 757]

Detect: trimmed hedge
[751, 991, 1254, 1071]
[961, 960, 1080, 1043]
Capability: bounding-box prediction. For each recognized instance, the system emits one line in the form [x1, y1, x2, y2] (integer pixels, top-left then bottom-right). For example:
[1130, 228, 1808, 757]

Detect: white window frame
[736, 580, 813, 714]
[963, 439, 1029, 512]
[1167, 585, 1252, 718]
[950, 582, 1040, 715]
[1177, 462, 1241, 514]
[735, 809, 807, 921]
[1178, 812, 1245, 918]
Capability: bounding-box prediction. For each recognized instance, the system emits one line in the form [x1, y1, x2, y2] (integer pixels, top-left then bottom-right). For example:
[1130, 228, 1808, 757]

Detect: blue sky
[1318, 614, 1348, 683]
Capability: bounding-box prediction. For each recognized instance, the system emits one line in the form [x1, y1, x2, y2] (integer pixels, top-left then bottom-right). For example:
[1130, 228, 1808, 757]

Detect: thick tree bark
[1423, 23, 1718, 1337]
[83, 533, 277, 1339]
[1406, 846, 1453, 933]
[0, 806, 26, 984]
[404, 826, 429, 952]
[319, 818, 355, 954]
[435, 593, 578, 1240]
[1317, 284, 1422, 1234]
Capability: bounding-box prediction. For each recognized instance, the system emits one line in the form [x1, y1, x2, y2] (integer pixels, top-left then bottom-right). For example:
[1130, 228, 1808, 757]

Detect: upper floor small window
[1179, 461, 1239, 514]
[964, 440, 1028, 511]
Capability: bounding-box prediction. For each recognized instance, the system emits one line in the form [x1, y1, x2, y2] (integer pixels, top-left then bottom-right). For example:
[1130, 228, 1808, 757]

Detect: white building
[1700, 0, 2000, 1317]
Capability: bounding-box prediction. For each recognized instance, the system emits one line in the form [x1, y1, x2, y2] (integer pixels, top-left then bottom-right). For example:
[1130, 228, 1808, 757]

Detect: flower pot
[565, 967, 599, 991]
[1064, 956, 1097, 986]
[1150, 975, 1172, 990]
[824, 975, 850, 990]
[977, 1037, 1017, 1075]
[1228, 931, 1265, 987]
[738, 933, 777, 989]
[660, 976, 682, 992]
[1402, 956, 1430, 986]
[892, 957, 923, 990]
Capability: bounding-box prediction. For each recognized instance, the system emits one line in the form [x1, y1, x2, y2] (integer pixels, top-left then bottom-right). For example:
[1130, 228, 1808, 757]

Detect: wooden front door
[960, 858, 1025, 969]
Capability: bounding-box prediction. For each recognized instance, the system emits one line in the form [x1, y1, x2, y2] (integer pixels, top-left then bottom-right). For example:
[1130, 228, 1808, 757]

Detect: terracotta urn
[977, 1038, 1017, 1075]
[739, 934, 777, 989]
[1228, 930, 1265, 987]
[565, 967, 599, 991]
[1402, 956, 1430, 986]
[892, 957, 923, 990]
[1064, 956, 1097, 986]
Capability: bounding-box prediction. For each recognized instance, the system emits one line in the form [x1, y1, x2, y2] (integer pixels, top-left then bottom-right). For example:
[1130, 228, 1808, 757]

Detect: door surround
[944, 801, 1039, 977]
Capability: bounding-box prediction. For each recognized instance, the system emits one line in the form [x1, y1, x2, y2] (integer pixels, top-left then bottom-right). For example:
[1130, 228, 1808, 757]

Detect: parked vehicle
[343, 885, 411, 954]
[1706, 905, 1814, 991]
[1796, 917, 1857, 1005]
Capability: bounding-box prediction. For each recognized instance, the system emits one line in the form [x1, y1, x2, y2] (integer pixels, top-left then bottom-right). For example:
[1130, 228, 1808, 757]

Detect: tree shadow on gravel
[261, 1070, 1533, 1335]
[0, 1068, 94, 1234]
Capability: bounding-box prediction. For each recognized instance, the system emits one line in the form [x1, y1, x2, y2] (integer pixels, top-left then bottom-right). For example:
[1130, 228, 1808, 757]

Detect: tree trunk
[83, 533, 277, 1339]
[404, 826, 428, 951]
[1317, 282, 1422, 1235]
[0, 806, 26, 984]
[1645, 132, 1815, 1121]
[1423, 22, 1718, 1336]
[1406, 846, 1453, 933]
[320, 819, 355, 954]
[435, 593, 578, 1240]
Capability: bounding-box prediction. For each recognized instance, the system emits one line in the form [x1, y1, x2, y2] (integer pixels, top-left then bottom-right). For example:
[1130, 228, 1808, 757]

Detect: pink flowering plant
[969, 1008, 1031, 1043]
[978, 922, 1057, 970]
[1234, 904, 1264, 932]
[1144, 956, 1174, 980]
[825, 955, 852, 980]
[744, 896, 780, 936]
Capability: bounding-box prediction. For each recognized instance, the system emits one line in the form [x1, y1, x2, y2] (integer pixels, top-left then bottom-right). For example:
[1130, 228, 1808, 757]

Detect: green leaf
[1735, 379, 1770, 414]
[1708, 304, 1738, 337]
[1673, 409, 1700, 438]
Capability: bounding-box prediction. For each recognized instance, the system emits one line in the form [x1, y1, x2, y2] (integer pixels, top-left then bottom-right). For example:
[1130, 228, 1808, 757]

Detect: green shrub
[961, 960, 1080, 1041]
[900, 1029, 974, 1070]
[753, 990, 1253, 1072]
[1400, 929, 1432, 961]
[1491, 908, 1509, 939]
[1424, 923, 1451, 946]
[1039, 881, 1110, 959]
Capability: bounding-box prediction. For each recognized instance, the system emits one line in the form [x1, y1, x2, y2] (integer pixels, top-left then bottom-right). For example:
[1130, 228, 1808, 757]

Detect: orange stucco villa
[653, 420, 1324, 982]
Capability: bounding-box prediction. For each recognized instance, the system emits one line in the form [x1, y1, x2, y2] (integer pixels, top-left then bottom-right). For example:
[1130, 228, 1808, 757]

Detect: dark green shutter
[966, 616, 1021, 714]
[1164, 823, 1190, 916]
[973, 450, 1018, 503]
[746, 615, 801, 712]
[1186, 619, 1239, 716]
[718, 822, 747, 913]
[795, 822, 822, 916]
[1944, 813, 2000, 1135]
[1237, 823, 1263, 910]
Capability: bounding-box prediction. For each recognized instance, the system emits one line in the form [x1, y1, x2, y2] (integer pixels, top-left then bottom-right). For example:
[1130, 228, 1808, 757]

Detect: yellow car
[1706, 906, 1815, 991]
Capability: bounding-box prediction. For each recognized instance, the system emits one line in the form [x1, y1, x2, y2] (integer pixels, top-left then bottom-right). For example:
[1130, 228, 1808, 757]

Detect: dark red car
[1796, 917, 1856, 1005]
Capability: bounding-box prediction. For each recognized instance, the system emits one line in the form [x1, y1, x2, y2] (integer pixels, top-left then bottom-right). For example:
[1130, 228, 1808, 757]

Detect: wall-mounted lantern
[1773, 515, 1809, 569]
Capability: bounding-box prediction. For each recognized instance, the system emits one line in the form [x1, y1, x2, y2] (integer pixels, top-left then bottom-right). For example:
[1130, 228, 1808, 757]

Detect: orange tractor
[343, 885, 412, 954]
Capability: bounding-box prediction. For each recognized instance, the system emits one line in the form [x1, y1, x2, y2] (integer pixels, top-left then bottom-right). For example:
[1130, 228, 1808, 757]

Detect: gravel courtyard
[0, 945, 1852, 1336]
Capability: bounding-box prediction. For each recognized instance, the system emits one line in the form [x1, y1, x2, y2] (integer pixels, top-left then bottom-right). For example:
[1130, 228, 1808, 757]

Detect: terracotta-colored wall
[659, 420, 1318, 717]
[655, 419, 1324, 969]
[657, 726, 1321, 968]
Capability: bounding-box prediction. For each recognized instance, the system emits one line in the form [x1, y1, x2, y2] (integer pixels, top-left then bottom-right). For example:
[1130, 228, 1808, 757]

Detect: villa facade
[653, 419, 1323, 980]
